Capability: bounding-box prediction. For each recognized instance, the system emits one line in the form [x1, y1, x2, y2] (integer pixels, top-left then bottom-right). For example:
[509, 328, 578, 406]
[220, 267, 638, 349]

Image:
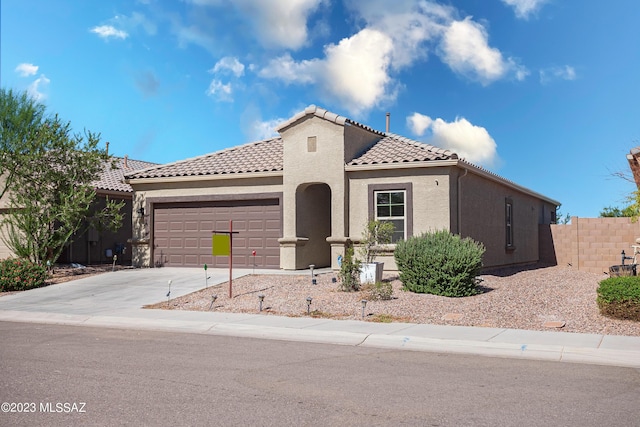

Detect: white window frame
[374, 190, 407, 242]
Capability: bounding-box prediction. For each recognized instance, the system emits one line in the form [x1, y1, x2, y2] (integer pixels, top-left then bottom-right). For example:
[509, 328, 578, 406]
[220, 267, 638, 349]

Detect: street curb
[1, 309, 639, 369]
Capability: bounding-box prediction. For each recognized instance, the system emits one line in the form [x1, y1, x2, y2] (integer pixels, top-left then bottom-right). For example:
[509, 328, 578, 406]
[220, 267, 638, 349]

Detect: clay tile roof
[348, 133, 458, 166]
[124, 137, 284, 180]
[94, 157, 158, 193]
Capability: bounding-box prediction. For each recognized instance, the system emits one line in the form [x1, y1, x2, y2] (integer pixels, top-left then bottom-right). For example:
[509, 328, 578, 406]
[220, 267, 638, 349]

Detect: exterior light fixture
[258, 294, 265, 312]
[137, 207, 145, 216]
[361, 299, 367, 318]
[306, 296, 313, 315]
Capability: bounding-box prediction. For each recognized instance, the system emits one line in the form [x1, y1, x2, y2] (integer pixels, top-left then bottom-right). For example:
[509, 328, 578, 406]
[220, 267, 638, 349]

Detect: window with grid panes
[375, 190, 406, 242]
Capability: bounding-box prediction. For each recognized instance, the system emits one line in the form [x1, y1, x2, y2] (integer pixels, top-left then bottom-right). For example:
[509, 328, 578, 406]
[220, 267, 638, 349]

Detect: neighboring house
[125, 105, 559, 271]
[0, 156, 156, 265]
[57, 156, 157, 265]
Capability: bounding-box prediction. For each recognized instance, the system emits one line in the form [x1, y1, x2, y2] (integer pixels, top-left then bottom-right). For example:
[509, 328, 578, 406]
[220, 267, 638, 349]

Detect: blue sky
[2, 0, 639, 218]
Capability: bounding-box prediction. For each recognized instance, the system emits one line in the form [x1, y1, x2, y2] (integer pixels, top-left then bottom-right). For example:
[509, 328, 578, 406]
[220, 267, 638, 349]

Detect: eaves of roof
[347, 159, 560, 206]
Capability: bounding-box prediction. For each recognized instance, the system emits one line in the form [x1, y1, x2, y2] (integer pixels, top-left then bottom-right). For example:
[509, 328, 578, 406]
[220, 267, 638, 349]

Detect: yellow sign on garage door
[212, 234, 230, 256]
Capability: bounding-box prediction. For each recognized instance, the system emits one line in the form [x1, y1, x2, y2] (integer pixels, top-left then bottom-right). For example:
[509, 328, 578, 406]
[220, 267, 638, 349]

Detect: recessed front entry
[295, 183, 332, 268]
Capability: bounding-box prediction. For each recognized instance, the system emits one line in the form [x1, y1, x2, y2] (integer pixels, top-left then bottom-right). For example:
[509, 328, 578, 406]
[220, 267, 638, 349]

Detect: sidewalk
[0, 267, 639, 368]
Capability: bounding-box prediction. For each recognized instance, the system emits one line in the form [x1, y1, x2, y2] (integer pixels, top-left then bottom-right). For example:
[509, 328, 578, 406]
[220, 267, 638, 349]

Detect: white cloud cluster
[407, 112, 498, 168]
[206, 80, 233, 101]
[259, 28, 396, 115]
[501, 0, 549, 20]
[234, 0, 326, 50]
[439, 17, 527, 85]
[259, 1, 527, 116]
[15, 63, 38, 77]
[540, 65, 577, 84]
[206, 56, 246, 102]
[14, 63, 49, 100]
[183, 0, 325, 50]
[90, 25, 129, 40]
[210, 57, 245, 77]
[27, 75, 51, 101]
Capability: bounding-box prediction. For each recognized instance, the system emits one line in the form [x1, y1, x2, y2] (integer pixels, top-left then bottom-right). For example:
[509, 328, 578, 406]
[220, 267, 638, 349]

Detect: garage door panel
[154, 200, 281, 268]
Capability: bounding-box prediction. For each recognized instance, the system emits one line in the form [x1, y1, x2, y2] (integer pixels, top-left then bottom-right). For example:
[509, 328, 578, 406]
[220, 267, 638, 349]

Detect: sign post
[212, 220, 238, 298]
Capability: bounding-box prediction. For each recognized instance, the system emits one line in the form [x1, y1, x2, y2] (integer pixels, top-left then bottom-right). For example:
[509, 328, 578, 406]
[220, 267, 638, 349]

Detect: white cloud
[439, 17, 526, 85]
[90, 25, 129, 40]
[344, 0, 452, 69]
[210, 57, 245, 77]
[239, 104, 285, 140]
[407, 113, 498, 168]
[407, 112, 433, 136]
[184, 0, 324, 50]
[501, 0, 548, 20]
[27, 74, 51, 101]
[235, 0, 325, 49]
[250, 118, 283, 140]
[322, 29, 395, 115]
[15, 63, 38, 77]
[205, 79, 233, 101]
[259, 28, 395, 117]
[259, 53, 319, 84]
[540, 65, 577, 84]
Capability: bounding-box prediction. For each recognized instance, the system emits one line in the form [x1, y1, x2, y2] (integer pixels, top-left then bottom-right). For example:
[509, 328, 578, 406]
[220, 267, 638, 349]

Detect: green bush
[362, 281, 393, 301]
[338, 245, 361, 292]
[597, 276, 640, 321]
[394, 230, 485, 297]
[0, 258, 48, 292]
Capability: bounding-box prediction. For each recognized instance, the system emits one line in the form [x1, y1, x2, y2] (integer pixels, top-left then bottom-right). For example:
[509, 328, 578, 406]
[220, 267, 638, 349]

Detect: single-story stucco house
[124, 105, 559, 271]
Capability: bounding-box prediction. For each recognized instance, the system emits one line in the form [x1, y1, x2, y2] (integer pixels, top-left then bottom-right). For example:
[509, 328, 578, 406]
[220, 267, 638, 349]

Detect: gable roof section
[94, 157, 158, 193]
[349, 133, 458, 166]
[124, 137, 283, 180]
[276, 104, 382, 136]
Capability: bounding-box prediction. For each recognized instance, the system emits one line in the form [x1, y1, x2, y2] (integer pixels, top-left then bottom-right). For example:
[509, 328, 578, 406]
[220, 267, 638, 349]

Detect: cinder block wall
[539, 217, 640, 274]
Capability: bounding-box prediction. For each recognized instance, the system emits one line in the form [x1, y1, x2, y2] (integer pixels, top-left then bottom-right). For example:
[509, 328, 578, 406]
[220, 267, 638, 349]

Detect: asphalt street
[1, 322, 639, 426]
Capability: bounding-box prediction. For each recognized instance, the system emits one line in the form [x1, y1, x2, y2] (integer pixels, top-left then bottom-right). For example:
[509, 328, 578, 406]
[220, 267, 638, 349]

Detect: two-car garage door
[153, 199, 281, 269]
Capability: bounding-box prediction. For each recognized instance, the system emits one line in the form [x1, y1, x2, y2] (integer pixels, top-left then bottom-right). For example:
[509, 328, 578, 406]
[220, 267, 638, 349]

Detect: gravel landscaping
[145, 263, 640, 337]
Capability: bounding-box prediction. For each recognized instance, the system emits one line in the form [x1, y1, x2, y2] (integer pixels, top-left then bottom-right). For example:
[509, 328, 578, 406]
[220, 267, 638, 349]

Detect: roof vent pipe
[106, 141, 109, 155]
[385, 112, 390, 133]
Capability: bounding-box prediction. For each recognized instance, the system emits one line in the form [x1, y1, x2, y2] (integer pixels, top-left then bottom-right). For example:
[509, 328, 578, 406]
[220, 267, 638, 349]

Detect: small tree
[0, 89, 124, 265]
[359, 220, 394, 264]
[338, 244, 361, 292]
[0, 88, 46, 199]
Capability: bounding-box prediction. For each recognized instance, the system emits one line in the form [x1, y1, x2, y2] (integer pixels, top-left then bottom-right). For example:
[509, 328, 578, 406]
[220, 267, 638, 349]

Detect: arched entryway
[296, 183, 332, 268]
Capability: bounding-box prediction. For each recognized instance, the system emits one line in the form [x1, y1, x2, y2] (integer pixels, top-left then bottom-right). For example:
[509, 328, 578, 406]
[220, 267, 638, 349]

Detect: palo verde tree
[0, 88, 124, 266]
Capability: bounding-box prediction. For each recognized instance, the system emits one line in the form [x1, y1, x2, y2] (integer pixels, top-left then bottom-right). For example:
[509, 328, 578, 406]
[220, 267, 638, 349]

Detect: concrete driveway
[0, 267, 251, 316]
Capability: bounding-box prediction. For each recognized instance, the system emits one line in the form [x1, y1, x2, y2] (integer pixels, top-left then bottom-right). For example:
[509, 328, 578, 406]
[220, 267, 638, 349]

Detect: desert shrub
[394, 230, 485, 297]
[0, 258, 48, 292]
[597, 276, 640, 321]
[338, 245, 361, 292]
[362, 281, 393, 301]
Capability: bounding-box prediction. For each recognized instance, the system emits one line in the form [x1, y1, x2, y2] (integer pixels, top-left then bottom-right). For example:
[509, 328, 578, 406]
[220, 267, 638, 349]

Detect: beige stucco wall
[0, 175, 15, 258]
[458, 169, 556, 267]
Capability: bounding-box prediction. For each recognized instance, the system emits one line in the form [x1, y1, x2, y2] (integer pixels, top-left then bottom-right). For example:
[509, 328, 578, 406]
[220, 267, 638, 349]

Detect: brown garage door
[153, 200, 281, 268]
